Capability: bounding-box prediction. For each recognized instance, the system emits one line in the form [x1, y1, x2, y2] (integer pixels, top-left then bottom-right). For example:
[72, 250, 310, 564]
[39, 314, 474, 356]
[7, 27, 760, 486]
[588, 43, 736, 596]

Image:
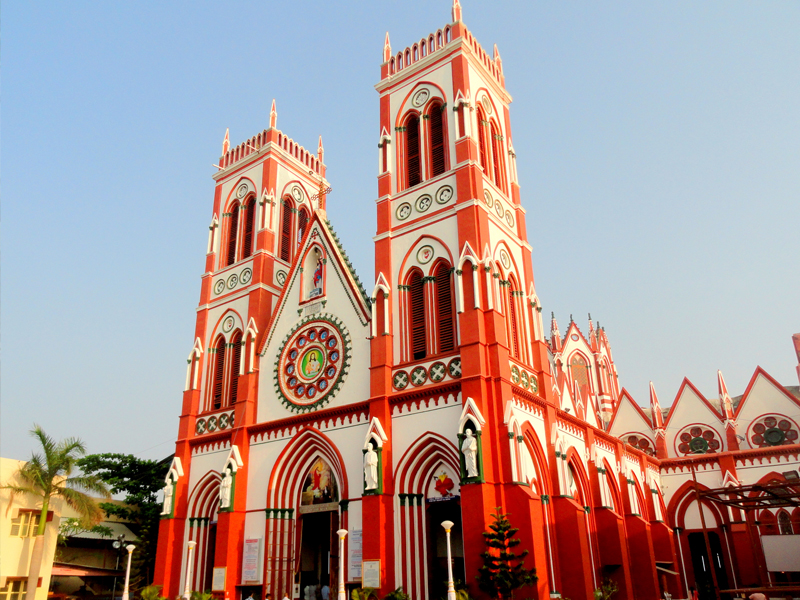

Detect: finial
[222, 128, 230, 155]
[270, 99, 277, 129]
[569, 314, 574, 323]
[383, 32, 392, 63]
[551, 311, 555, 320]
[452, 0, 462, 23]
[649, 381, 664, 428]
[718, 370, 734, 417]
[317, 135, 324, 161]
[588, 313, 592, 322]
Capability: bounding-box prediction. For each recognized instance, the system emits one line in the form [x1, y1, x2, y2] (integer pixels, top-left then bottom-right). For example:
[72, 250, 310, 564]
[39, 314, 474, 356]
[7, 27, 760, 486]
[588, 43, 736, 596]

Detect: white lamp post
[336, 529, 348, 600]
[441, 521, 456, 600]
[121, 544, 136, 600]
[183, 541, 197, 600]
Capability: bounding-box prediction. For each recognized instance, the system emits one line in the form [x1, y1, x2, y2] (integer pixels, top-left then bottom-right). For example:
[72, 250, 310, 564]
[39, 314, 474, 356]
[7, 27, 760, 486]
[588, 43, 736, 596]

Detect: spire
[588, 313, 598, 351]
[269, 99, 277, 129]
[317, 135, 324, 162]
[718, 370, 735, 419]
[649, 382, 664, 429]
[550, 312, 562, 352]
[493, 43, 503, 71]
[452, 0, 462, 23]
[222, 128, 230, 155]
[383, 32, 392, 63]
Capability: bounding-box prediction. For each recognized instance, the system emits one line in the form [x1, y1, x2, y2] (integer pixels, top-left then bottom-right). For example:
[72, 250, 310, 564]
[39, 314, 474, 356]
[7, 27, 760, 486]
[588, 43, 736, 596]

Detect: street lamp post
[441, 521, 456, 600]
[336, 529, 348, 600]
[121, 545, 136, 600]
[183, 541, 197, 600]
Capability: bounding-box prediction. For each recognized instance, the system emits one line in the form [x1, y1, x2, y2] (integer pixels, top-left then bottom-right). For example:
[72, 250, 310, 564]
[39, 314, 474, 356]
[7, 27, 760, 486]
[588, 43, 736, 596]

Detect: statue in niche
[462, 430, 478, 478]
[364, 443, 379, 490]
[308, 248, 323, 299]
[161, 479, 174, 515]
[220, 469, 232, 509]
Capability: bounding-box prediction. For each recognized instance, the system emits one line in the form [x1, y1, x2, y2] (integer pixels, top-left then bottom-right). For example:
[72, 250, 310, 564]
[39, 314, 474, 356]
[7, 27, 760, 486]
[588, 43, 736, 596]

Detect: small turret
[493, 43, 503, 72]
[222, 128, 230, 155]
[270, 99, 277, 129]
[649, 382, 664, 429]
[383, 32, 392, 64]
[317, 135, 324, 163]
[718, 370, 735, 420]
[452, 0, 462, 23]
[793, 333, 800, 385]
[550, 312, 562, 352]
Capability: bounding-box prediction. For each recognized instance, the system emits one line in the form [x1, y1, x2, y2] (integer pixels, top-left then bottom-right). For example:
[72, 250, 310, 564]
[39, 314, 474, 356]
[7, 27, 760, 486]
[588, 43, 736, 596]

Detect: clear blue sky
[3, 1, 799, 461]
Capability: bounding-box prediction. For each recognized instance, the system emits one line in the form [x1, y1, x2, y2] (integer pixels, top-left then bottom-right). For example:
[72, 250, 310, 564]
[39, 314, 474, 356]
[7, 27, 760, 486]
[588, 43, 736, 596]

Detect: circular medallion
[530, 376, 539, 394]
[505, 210, 515, 228]
[570, 334, 579, 341]
[447, 358, 462, 378]
[207, 416, 218, 433]
[222, 316, 235, 333]
[218, 413, 230, 430]
[410, 366, 428, 386]
[195, 419, 206, 434]
[494, 200, 505, 218]
[227, 273, 239, 289]
[417, 245, 434, 264]
[275, 317, 350, 410]
[436, 185, 453, 204]
[236, 184, 248, 199]
[520, 371, 530, 389]
[412, 89, 430, 107]
[240, 268, 252, 284]
[483, 190, 494, 208]
[214, 280, 226, 295]
[510, 365, 520, 385]
[500, 250, 511, 270]
[276, 270, 287, 286]
[481, 94, 492, 114]
[396, 202, 413, 221]
[393, 370, 409, 390]
[416, 194, 433, 213]
[292, 186, 304, 202]
[429, 361, 446, 382]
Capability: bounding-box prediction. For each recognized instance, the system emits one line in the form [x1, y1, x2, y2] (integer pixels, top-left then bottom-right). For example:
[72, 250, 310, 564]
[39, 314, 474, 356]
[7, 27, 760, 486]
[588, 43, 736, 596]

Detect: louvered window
[279, 198, 293, 261]
[477, 111, 488, 172]
[297, 209, 309, 247]
[229, 332, 242, 404]
[226, 203, 240, 266]
[212, 337, 226, 410]
[435, 264, 455, 353]
[409, 271, 426, 360]
[429, 103, 446, 177]
[491, 123, 505, 191]
[242, 201, 255, 259]
[507, 287, 520, 359]
[406, 116, 421, 188]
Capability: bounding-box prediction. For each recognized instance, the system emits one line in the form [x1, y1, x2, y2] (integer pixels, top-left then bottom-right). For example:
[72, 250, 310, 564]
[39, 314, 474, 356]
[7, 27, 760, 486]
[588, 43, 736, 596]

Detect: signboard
[361, 560, 381, 588]
[241, 537, 262, 584]
[212, 567, 226, 592]
[298, 501, 339, 515]
[348, 530, 362, 580]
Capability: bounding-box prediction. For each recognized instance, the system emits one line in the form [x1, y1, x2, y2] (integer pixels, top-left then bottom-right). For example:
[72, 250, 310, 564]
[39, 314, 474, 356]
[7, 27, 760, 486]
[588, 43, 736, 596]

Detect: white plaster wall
[186, 447, 230, 493]
[665, 386, 726, 455]
[392, 400, 462, 470]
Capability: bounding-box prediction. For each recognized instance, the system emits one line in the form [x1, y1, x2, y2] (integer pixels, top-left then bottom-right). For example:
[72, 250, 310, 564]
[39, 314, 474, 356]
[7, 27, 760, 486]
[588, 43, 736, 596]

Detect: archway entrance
[687, 531, 728, 600]
[298, 458, 340, 598]
[203, 522, 217, 592]
[426, 500, 464, 600]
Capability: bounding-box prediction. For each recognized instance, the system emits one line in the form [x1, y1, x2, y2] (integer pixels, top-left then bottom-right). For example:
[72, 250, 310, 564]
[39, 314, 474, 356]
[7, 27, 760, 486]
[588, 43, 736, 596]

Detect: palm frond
[66, 475, 111, 498]
[57, 487, 104, 527]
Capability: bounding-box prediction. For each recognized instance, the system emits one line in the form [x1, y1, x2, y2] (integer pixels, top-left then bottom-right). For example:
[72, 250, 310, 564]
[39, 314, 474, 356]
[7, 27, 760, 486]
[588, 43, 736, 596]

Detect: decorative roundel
[429, 361, 447, 382]
[416, 194, 433, 213]
[417, 245, 434, 264]
[481, 95, 492, 114]
[292, 186, 304, 202]
[500, 250, 511, 270]
[396, 202, 413, 221]
[240, 268, 252, 285]
[749, 414, 799, 448]
[196, 419, 206, 434]
[412, 89, 430, 107]
[236, 184, 248, 199]
[276, 270, 287, 286]
[447, 358, 462, 378]
[227, 274, 239, 289]
[510, 365, 520, 385]
[207, 416, 218, 433]
[483, 190, 494, 208]
[410, 366, 428, 387]
[520, 371, 530, 390]
[393, 370, 409, 390]
[625, 434, 654, 456]
[275, 316, 351, 412]
[570, 334, 579, 341]
[222, 316, 235, 333]
[214, 280, 226, 295]
[218, 413, 230, 430]
[505, 210, 515, 228]
[677, 425, 721, 455]
[436, 185, 453, 204]
[494, 200, 505, 218]
[530, 376, 539, 394]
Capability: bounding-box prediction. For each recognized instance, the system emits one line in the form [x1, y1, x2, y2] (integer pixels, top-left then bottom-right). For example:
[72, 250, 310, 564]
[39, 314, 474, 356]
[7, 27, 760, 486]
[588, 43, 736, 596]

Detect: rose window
[275, 318, 350, 411]
[677, 426, 720, 455]
[625, 434, 654, 456]
[750, 415, 799, 448]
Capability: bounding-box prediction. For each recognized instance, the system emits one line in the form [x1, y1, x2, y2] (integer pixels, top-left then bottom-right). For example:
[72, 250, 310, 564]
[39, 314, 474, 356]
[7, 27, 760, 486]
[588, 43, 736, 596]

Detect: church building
[153, 4, 800, 599]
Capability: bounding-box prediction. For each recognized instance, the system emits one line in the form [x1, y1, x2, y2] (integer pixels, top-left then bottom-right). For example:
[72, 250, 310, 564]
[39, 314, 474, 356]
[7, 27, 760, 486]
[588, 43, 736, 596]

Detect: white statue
[161, 479, 174, 515]
[364, 443, 379, 490]
[463, 430, 478, 478]
[220, 470, 232, 509]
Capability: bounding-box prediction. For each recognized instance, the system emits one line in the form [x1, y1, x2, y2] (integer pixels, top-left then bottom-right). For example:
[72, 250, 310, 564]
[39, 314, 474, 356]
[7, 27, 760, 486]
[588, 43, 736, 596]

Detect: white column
[183, 540, 197, 600]
[441, 521, 456, 600]
[121, 545, 135, 600]
[336, 529, 348, 600]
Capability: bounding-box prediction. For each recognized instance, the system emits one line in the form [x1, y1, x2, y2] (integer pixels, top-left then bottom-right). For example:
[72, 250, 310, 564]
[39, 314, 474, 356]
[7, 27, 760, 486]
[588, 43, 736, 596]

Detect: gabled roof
[734, 366, 800, 419]
[608, 388, 654, 438]
[663, 378, 724, 427]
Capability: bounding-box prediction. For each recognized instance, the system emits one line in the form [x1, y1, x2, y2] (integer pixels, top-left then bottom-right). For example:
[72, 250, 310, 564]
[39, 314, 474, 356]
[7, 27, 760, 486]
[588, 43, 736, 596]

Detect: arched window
[279, 197, 294, 262]
[491, 123, 506, 191]
[406, 115, 421, 188]
[241, 199, 255, 259]
[778, 511, 794, 535]
[408, 270, 426, 360]
[570, 354, 590, 402]
[297, 208, 309, 247]
[225, 202, 240, 267]
[434, 262, 455, 353]
[429, 102, 446, 177]
[211, 336, 226, 410]
[228, 331, 242, 405]
[507, 280, 520, 359]
[476, 109, 489, 172]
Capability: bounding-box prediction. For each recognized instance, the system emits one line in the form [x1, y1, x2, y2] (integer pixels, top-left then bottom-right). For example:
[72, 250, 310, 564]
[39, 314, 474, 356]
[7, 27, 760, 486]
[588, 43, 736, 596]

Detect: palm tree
[4, 425, 110, 600]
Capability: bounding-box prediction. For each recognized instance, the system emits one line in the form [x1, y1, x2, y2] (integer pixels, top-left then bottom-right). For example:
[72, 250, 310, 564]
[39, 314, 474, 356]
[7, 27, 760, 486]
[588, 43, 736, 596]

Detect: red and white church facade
[153, 4, 800, 599]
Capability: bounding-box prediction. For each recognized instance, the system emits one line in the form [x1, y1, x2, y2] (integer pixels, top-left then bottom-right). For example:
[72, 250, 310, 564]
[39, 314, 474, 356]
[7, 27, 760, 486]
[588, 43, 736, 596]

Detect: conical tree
[3, 425, 110, 600]
[477, 508, 537, 600]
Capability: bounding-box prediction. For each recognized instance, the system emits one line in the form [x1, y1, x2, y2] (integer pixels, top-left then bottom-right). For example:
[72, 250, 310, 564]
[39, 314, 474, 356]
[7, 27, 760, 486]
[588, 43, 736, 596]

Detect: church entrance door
[426, 500, 464, 600]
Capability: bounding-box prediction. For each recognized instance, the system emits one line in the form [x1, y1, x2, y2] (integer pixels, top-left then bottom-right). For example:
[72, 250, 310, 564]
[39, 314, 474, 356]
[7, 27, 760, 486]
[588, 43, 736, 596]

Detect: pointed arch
[476, 107, 489, 172]
[406, 267, 426, 361]
[427, 99, 447, 177]
[228, 330, 243, 402]
[279, 197, 294, 262]
[241, 196, 256, 259]
[433, 259, 455, 354]
[506, 273, 522, 360]
[666, 480, 728, 530]
[183, 471, 222, 593]
[490, 121, 506, 192]
[225, 200, 240, 266]
[521, 422, 550, 496]
[405, 112, 421, 189]
[210, 335, 226, 410]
